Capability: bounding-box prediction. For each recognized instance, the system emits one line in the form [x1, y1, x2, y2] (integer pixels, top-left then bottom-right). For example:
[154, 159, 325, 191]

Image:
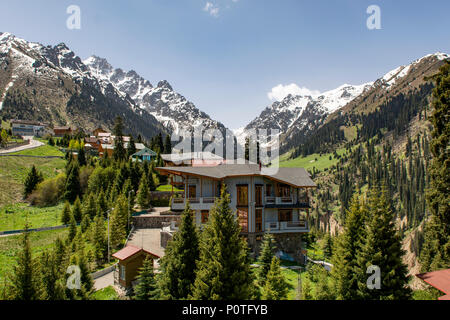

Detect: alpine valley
[0, 30, 449, 296]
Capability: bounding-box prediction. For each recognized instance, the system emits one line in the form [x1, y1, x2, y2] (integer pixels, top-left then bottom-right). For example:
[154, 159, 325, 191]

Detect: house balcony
[264, 220, 309, 233]
[171, 197, 217, 211]
[264, 197, 310, 209]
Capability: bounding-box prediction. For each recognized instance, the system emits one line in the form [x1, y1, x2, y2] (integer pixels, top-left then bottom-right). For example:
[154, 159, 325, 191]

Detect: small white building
[10, 120, 47, 137]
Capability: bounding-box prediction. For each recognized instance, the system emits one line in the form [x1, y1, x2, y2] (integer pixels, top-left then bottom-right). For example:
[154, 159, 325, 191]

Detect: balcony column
[200, 177, 203, 201]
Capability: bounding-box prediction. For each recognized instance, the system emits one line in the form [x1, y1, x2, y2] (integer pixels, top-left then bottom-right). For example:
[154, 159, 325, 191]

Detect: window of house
[120, 265, 126, 280]
[237, 208, 248, 232]
[255, 209, 263, 232]
[278, 210, 292, 222]
[188, 185, 197, 198]
[201, 210, 209, 224]
[278, 184, 291, 197]
[265, 184, 272, 197]
[236, 185, 248, 207]
[255, 185, 263, 206]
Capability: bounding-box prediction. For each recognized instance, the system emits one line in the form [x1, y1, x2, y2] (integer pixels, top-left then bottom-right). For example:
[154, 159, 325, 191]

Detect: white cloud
[267, 83, 321, 101]
[203, 2, 220, 17]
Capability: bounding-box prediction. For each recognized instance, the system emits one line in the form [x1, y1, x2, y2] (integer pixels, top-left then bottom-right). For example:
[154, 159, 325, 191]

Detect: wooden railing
[266, 197, 275, 204]
[203, 197, 216, 204]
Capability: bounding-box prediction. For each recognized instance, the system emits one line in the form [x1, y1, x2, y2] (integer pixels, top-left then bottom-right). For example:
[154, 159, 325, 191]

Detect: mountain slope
[0, 32, 165, 139]
[83, 55, 227, 134]
[282, 52, 449, 153]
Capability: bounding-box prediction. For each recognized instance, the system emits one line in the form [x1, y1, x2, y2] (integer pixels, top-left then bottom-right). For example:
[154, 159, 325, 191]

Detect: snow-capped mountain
[83, 55, 227, 134]
[0, 32, 226, 140]
[235, 82, 372, 149]
[236, 52, 448, 153]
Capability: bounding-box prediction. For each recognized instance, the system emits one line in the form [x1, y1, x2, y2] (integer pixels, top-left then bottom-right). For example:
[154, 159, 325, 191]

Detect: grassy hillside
[0, 144, 65, 205]
[9, 144, 64, 157]
[279, 147, 347, 172]
[0, 203, 64, 232]
[0, 229, 68, 284]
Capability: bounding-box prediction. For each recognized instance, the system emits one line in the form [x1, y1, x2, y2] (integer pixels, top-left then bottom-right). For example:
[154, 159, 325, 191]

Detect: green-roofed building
[131, 147, 157, 162]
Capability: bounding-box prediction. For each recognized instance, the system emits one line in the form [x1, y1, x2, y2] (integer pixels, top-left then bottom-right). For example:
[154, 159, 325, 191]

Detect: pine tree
[261, 257, 289, 300]
[156, 132, 164, 154]
[93, 213, 107, 267]
[77, 147, 86, 167]
[39, 251, 66, 300]
[9, 225, 40, 300]
[164, 134, 172, 154]
[420, 61, 450, 272]
[80, 215, 90, 233]
[322, 233, 333, 259]
[356, 188, 411, 300]
[301, 278, 313, 300]
[68, 214, 77, 243]
[134, 257, 159, 300]
[313, 265, 335, 300]
[158, 202, 199, 299]
[77, 253, 94, 294]
[64, 162, 81, 203]
[23, 165, 43, 199]
[109, 196, 128, 250]
[97, 190, 108, 218]
[331, 195, 366, 300]
[147, 170, 156, 191]
[113, 116, 126, 162]
[83, 193, 97, 220]
[61, 201, 72, 225]
[72, 197, 83, 223]
[191, 186, 254, 300]
[257, 232, 276, 287]
[127, 135, 137, 158]
[137, 172, 151, 209]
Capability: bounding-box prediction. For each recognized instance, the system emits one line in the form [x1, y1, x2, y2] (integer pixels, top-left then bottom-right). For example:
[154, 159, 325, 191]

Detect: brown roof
[85, 137, 100, 143]
[54, 126, 71, 131]
[156, 163, 316, 188]
[112, 245, 160, 261]
[416, 269, 450, 300]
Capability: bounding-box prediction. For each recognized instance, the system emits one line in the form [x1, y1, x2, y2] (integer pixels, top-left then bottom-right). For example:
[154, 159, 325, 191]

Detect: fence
[0, 154, 63, 159]
[91, 264, 117, 280]
[0, 224, 69, 236]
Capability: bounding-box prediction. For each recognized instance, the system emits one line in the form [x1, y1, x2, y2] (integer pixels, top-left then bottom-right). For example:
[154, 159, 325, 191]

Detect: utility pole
[107, 208, 114, 263]
[128, 189, 134, 232]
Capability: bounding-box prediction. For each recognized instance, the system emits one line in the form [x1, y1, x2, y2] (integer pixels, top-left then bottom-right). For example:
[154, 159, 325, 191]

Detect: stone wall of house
[150, 191, 184, 201]
[160, 231, 173, 249]
[132, 215, 181, 228]
[247, 233, 305, 264]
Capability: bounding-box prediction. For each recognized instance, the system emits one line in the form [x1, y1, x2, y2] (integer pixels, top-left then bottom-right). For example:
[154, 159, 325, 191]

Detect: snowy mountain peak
[83, 55, 225, 134]
[157, 80, 173, 91]
[378, 52, 449, 88]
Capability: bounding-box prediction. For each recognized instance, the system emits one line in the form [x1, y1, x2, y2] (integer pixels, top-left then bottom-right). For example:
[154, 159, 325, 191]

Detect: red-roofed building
[112, 245, 160, 289]
[416, 269, 450, 300]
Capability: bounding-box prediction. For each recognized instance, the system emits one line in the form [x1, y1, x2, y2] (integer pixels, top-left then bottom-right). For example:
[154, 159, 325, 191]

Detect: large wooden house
[156, 163, 316, 262]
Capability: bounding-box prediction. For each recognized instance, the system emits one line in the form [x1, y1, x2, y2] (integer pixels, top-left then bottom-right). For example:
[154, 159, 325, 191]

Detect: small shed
[112, 245, 160, 288]
[416, 268, 450, 300]
[131, 147, 157, 162]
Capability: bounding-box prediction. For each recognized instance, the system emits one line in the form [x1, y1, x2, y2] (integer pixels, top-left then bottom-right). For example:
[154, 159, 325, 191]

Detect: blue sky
[1, 0, 449, 129]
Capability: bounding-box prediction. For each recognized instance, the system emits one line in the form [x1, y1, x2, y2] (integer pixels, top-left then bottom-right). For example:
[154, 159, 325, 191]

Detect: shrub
[29, 174, 66, 207]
